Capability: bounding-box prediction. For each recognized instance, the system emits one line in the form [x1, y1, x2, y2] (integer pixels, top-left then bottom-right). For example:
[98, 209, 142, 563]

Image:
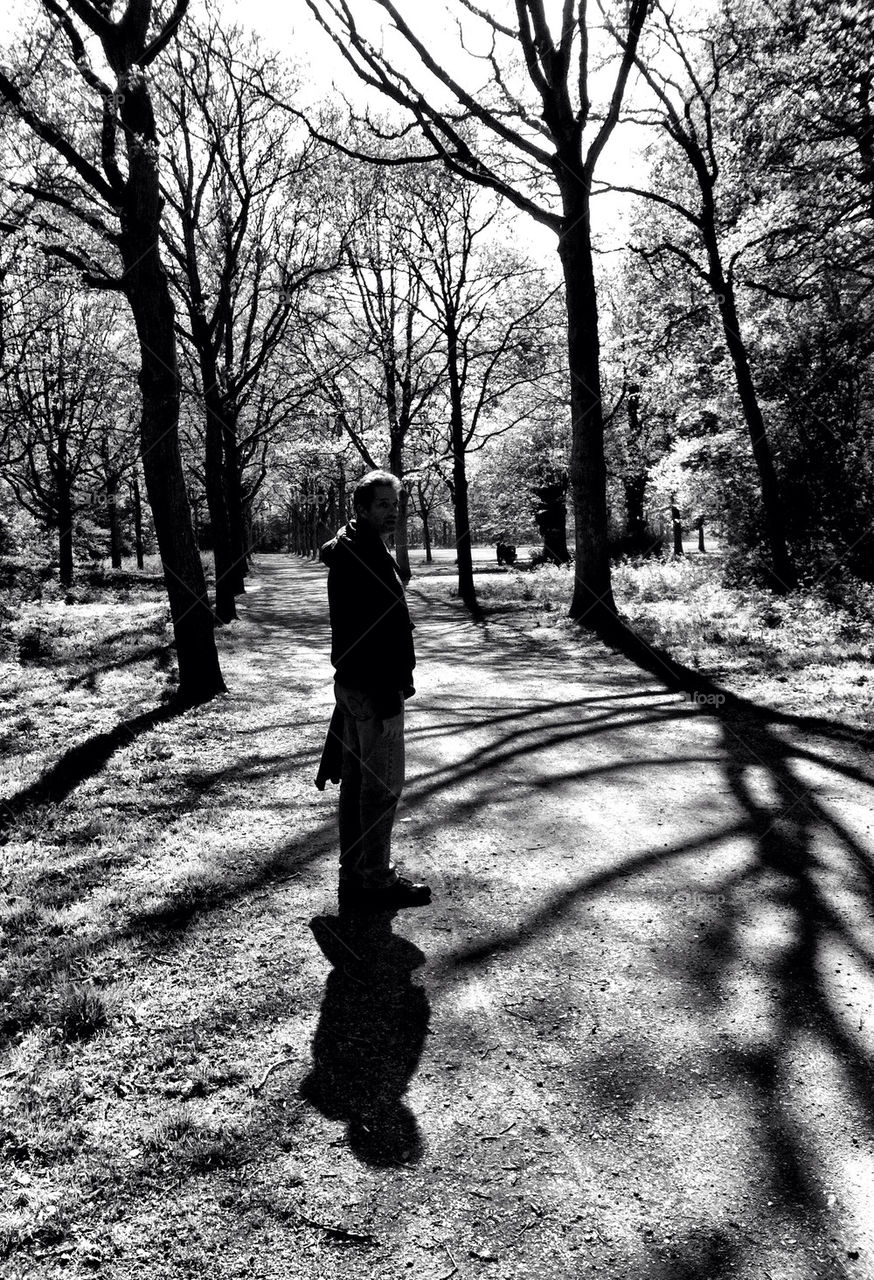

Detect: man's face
[357, 484, 399, 538]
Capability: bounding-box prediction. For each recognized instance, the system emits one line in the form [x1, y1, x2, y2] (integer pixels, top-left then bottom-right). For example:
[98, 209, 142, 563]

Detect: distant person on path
[317, 470, 432, 912]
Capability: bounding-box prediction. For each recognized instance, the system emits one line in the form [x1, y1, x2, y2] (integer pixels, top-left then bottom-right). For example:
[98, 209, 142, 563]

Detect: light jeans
[335, 683, 405, 889]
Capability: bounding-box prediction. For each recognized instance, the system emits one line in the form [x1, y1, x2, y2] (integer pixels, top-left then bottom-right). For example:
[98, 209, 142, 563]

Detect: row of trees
[306, 0, 873, 594]
[0, 2, 561, 692]
[2, 0, 872, 700]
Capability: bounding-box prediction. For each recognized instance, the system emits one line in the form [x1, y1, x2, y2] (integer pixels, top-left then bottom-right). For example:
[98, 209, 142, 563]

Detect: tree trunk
[222, 421, 248, 587]
[556, 198, 617, 626]
[388, 439, 411, 582]
[417, 480, 433, 564]
[132, 471, 144, 569]
[55, 430, 74, 587]
[532, 477, 571, 564]
[57, 488, 74, 587]
[446, 329, 478, 614]
[100, 436, 123, 569]
[704, 232, 796, 590]
[119, 77, 224, 703]
[623, 474, 648, 550]
[201, 375, 238, 624]
[107, 479, 123, 570]
[190, 322, 238, 622]
[394, 486, 412, 582]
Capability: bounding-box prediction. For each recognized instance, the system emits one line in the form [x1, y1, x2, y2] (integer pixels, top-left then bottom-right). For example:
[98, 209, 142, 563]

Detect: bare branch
[139, 0, 190, 67]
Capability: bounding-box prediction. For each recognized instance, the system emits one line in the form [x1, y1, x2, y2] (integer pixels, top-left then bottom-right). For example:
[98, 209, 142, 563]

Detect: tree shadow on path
[409, 607, 874, 1269]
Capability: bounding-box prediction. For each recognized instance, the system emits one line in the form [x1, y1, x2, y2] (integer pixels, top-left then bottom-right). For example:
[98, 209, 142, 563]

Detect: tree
[405, 173, 560, 610]
[159, 15, 342, 620]
[304, 0, 649, 628]
[0, 0, 225, 701]
[613, 1, 798, 589]
[327, 164, 444, 581]
[0, 264, 121, 583]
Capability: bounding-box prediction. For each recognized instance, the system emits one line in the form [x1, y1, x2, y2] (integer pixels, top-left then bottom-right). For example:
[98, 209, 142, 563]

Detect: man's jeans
[335, 683, 404, 889]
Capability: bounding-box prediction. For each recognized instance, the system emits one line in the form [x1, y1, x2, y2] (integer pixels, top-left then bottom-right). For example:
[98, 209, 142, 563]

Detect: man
[319, 469, 432, 912]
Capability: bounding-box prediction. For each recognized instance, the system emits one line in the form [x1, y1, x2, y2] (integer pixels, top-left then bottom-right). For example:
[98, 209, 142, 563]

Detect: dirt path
[207, 553, 874, 1280]
[7, 553, 873, 1279]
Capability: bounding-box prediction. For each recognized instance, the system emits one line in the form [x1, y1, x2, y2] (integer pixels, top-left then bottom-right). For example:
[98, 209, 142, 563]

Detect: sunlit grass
[475, 552, 874, 721]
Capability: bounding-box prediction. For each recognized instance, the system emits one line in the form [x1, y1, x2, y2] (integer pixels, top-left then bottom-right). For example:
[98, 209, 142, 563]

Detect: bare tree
[0, 265, 124, 583]
[333, 166, 446, 579]
[406, 173, 560, 612]
[0, 0, 225, 702]
[304, 0, 649, 628]
[159, 16, 342, 620]
[612, 2, 797, 589]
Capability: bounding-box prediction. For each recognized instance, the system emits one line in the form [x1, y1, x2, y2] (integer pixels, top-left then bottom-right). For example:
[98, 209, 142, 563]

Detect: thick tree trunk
[388, 439, 411, 582]
[337, 455, 347, 526]
[119, 79, 224, 703]
[623, 474, 648, 549]
[448, 463, 476, 612]
[57, 488, 74, 587]
[394, 487, 411, 582]
[532, 477, 571, 564]
[188, 314, 238, 620]
[557, 200, 617, 627]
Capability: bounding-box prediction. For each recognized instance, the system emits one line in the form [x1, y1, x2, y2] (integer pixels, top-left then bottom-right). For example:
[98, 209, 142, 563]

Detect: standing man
[319, 470, 432, 912]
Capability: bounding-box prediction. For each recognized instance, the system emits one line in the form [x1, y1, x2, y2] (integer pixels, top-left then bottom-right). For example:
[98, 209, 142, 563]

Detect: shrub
[48, 980, 110, 1041]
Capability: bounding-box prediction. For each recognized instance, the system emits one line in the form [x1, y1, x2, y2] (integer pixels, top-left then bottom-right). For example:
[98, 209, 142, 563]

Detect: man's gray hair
[353, 469, 402, 512]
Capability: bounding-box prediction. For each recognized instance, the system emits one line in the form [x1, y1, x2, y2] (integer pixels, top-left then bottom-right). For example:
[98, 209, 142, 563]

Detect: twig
[437, 1246, 458, 1280]
[296, 1211, 377, 1245]
[252, 1057, 296, 1094]
[480, 1120, 515, 1140]
[503, 1003, 535, 1022]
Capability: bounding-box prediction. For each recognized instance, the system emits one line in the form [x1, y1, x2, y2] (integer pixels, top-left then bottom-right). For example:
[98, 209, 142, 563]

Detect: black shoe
[338, 875, 432, 912]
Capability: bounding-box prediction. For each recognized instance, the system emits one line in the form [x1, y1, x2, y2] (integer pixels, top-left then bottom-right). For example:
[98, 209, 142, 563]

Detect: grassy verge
[0, 560, 303, 1275]
[475, 552, 874, 727]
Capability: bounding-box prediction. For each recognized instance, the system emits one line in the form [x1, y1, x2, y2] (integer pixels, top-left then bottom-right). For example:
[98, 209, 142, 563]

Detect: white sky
[0, 0, 642, 253]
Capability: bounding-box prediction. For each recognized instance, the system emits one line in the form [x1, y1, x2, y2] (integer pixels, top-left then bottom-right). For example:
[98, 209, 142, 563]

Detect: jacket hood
[320, 519, 383, 566]
[319, 521, 354, 567]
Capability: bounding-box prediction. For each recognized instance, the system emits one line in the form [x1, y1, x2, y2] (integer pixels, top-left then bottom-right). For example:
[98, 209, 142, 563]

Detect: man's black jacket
[320, 520, 416, 699]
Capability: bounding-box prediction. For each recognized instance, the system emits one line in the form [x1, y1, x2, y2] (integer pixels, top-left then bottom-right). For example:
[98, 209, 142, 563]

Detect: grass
[475, 551, 874, 726]
[0, 558, 317, 1274]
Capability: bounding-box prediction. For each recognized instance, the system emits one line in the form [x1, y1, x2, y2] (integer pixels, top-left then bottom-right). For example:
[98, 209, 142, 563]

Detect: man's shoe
[379, 876, 432, 909]
[338, 875, 432, 912]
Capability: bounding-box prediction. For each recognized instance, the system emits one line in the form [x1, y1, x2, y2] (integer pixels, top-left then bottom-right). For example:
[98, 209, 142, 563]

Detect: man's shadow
[299, 911, 430, 1167]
